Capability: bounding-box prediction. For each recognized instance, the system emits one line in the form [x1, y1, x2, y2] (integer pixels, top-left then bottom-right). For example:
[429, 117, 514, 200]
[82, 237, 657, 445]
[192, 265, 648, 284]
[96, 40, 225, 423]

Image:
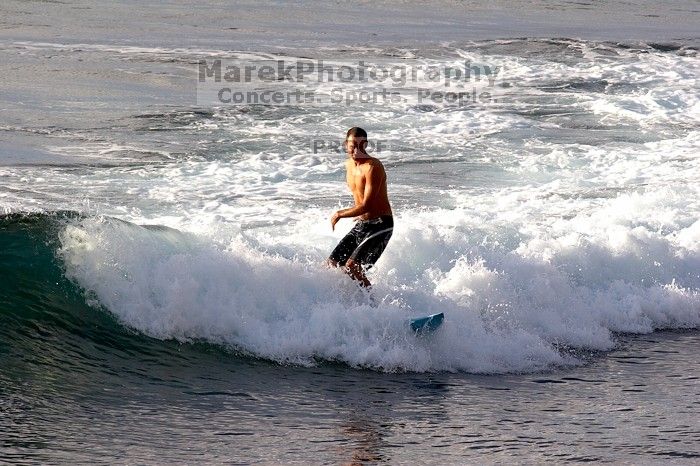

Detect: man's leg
[344, 258, 371, 288]
[326, 258, 339, 268]
[344, 220, 393, 289]
[328, 226, 360, 270]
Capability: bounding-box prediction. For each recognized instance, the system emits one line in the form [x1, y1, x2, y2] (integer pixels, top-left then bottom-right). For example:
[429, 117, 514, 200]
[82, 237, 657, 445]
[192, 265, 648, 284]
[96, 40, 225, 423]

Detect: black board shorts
[329, 215, 393, 269]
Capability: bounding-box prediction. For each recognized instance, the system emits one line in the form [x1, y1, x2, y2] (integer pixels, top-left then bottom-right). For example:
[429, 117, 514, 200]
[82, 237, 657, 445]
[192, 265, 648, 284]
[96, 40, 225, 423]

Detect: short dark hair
[346, 127, 367, 140]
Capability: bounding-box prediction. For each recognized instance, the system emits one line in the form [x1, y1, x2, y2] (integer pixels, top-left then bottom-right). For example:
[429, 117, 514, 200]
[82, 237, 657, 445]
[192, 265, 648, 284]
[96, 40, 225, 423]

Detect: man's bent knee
[344, 259, 371, 287]
[345, 258, 360, 270]
[326, 258, 339, 268]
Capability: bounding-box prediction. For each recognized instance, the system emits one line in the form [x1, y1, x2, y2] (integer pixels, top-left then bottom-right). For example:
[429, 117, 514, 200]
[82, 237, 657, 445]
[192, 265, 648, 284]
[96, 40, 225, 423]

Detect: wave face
[0, 214, 171, 379]
[2, 210, 696, 375]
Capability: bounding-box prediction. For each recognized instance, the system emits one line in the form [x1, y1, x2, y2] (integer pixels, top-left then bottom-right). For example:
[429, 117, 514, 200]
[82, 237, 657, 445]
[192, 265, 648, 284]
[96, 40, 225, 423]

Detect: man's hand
[331, 211, 341, 231]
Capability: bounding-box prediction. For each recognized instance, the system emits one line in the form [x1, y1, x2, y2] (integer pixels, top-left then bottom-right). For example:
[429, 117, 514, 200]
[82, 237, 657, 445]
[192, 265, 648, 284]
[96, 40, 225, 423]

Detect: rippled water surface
[2, 330, 699, 464]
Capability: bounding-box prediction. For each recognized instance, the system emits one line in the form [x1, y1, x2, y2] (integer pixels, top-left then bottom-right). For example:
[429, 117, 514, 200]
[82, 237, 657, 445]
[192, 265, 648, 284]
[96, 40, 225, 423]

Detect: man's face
[346, 135, 367, 159]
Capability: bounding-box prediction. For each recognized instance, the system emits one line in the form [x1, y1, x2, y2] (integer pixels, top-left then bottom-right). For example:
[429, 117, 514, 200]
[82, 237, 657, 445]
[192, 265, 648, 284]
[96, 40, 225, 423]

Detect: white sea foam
[58, 195, 700, 373]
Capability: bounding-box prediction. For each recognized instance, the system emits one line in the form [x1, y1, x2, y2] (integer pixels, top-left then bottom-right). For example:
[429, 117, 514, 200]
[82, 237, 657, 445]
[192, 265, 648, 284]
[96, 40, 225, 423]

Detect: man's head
[345, 127, 369, 159]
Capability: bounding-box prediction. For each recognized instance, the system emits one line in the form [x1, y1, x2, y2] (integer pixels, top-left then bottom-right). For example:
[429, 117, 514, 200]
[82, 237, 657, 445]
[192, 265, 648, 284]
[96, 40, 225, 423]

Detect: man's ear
[361, 139, 368, 151]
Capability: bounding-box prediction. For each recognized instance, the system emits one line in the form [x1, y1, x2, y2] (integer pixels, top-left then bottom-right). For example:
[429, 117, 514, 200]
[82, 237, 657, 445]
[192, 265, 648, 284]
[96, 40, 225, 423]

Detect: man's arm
[331, 164, 381, 230]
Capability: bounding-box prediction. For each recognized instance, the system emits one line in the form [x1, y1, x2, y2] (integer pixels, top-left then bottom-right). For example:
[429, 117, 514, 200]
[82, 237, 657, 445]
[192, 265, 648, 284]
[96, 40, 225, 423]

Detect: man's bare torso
[345, 157, 393, 221]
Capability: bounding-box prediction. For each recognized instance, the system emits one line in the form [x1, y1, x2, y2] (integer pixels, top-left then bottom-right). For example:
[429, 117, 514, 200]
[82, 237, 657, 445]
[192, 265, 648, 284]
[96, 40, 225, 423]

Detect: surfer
[327, 127, 394, 287]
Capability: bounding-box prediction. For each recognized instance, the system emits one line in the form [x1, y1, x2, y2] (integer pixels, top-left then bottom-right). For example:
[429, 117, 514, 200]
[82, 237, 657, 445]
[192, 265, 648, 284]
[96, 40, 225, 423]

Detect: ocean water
[1, 0, 699, 463]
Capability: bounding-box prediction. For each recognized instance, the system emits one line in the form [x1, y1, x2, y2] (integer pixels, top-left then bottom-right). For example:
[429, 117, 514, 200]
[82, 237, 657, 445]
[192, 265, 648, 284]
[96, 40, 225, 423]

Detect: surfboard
[409, 312, 444, 334]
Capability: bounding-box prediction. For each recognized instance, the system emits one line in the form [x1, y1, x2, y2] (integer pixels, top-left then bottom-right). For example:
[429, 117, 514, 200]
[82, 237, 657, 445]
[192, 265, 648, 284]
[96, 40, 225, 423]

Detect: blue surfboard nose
[409, 312, 444, 333]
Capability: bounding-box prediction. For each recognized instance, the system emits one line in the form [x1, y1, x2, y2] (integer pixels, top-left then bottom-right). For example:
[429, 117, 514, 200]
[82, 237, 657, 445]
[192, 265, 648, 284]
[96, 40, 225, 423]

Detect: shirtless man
[328, 127, 393, 287]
